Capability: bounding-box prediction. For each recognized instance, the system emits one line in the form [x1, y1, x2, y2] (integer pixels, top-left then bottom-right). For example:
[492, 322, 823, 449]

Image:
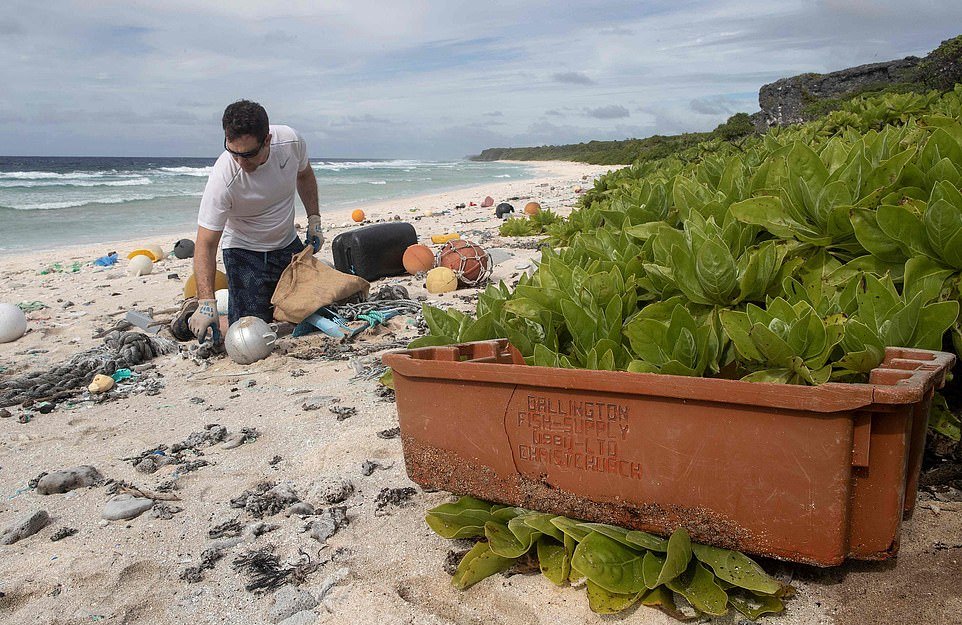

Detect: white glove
[307, 214, 325, 252]
[189, 298, 218, 342]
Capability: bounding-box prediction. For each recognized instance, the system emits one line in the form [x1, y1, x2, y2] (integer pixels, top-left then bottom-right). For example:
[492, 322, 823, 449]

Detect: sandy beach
[0, 160, 958, 625]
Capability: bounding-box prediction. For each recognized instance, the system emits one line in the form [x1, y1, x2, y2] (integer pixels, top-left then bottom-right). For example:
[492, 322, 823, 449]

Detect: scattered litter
[93, 252, 118, 267]
[111, 368, 133, 382]
[0, 330, 175, 410]
[17, 301, 48, 313]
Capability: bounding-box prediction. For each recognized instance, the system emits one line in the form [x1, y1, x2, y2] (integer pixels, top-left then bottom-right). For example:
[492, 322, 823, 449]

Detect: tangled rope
[0, 330, 176, 408]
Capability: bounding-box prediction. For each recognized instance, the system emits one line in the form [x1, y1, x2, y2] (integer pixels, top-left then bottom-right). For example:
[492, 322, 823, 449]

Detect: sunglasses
[224, 136, 266, 159]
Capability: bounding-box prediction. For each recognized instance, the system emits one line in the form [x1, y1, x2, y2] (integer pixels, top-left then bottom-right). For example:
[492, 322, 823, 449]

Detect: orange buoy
[402, 244, 435, 274]
[524, 201, 541, 215]
[352, 209, 366, 222]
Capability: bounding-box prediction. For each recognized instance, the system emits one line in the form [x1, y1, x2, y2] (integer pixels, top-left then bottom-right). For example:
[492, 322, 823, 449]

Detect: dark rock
[269, 585, 318, 623]
[0, 409, 11, 418]
[1, 509, 50, 544]
[50, 527, 78, 542]
[209, 518, 243, 539]
[102, 495, 153, 521]
[329, 405, 356, 421]
[305, 506, 349, 542]
[287, 502, 316, 517]
[302, 396, 338, 411]
[308, 477, 354, 505]
[231, 482, 300, 518]
[756, 35, 962, 130]
[376, 427, 400, 439]
[36, 466, 103, 495]
[361, 460, 393, 476]
[150, 504, 183, 520]
[374, 487, 417, 515]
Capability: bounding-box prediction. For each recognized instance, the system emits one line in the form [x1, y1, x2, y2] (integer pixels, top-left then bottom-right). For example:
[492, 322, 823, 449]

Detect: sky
[1, 1, 960, 159]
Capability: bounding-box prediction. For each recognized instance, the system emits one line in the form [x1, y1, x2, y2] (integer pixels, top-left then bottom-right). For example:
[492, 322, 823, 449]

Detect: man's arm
[297, 166, 319, 217]
[193, 226, 223, 300]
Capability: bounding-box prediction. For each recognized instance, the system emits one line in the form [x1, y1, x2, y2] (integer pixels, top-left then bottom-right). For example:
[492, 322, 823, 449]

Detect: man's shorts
[222, 237, 305, 325]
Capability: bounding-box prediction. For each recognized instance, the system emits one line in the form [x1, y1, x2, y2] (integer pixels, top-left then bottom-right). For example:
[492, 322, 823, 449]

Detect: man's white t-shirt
[197, 125, 310, 251]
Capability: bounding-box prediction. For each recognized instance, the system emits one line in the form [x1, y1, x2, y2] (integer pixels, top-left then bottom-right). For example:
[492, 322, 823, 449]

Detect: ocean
[0, 156, 533, 254]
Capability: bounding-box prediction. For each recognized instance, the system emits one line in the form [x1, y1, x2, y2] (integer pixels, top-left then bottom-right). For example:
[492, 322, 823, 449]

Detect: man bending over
[189, 99, 324, 341]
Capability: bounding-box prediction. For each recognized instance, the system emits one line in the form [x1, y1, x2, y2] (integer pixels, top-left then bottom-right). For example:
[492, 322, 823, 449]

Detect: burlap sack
[271, 246, 370, 323]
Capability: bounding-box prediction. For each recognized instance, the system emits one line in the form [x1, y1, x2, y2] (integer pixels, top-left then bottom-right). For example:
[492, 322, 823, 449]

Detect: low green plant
[498, 208, 562, 237]
[427, 496, 792, 620]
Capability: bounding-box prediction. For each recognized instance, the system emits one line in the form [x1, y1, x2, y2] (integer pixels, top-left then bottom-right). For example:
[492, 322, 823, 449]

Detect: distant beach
[0, 157, 534, 254]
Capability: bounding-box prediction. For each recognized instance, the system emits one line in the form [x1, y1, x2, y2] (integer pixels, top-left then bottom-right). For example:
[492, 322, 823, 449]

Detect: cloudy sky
[1, 1, 960, 159]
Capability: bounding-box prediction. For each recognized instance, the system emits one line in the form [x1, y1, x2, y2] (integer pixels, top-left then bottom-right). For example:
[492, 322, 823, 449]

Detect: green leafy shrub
[427, 496, 792, 619]
[415, 86, 962, 385]
[498, 208, 561, 237]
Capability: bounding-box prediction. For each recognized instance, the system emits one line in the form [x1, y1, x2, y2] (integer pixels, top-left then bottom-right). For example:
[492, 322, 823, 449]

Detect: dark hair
[222, 100, 269, 141]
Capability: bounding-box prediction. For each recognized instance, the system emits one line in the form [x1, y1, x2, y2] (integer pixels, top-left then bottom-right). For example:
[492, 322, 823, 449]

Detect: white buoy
[127, 255, 153, 276]
[0, 303, 27, 343]
[215, 288, 230, 316]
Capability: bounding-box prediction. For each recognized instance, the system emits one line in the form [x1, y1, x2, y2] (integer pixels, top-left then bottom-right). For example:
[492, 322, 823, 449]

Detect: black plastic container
[331, 222, 418, 281]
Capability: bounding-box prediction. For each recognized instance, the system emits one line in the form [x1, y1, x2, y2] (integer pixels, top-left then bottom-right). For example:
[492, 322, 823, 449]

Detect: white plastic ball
[0, 303, 27, 343]
[215, 288, 230, 315]
[145, 243, 166, 261]
[127, 255, 153, 276]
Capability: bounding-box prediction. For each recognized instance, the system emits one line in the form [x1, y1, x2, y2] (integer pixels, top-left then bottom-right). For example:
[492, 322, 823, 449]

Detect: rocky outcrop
[755, 35, 962, 131]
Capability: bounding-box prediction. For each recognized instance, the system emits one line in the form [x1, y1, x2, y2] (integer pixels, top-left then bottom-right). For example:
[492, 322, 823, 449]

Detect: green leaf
[695, 239, 737, 304]
[642, 551, 665, 589]
[570, 532, 647, 594]
[666, 561, 729, 617]
[522, 513, 565, 542]
[730, 196, 799, 239]
[485, 520, 539, 558]
[537, 537, 570, 585]
[690, 543, 783, 594]
[585, 580, 643, 614]
[422, 305, 462, 338]
[625, 530, 669, 552]
[425, 496, 498, 539]
[654, 527, 693, 587]
[407, 334, 456, 349]
[640, 586, 689, 621]
[550, 516, 592, 542]
[451, 541, 514, 589]
[719, 310, 763, 362]
[729, 591, 786, 619]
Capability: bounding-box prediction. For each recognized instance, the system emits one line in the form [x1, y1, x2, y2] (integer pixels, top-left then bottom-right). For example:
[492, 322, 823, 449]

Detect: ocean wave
[154, 166, 213, 177]
[311, 159, 436, 171]
[367, 180, 387, 185]
[7, 192, 201, 211]
[0, 170, 124, 180]
[494, 174, 512, 178]
[0, 177, 153, 188]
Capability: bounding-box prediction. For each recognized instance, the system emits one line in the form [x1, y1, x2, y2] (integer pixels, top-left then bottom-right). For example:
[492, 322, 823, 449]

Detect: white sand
[0, 160, 948, 625]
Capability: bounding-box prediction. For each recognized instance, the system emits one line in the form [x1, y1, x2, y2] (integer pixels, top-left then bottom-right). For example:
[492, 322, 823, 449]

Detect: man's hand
[307, 214, 325, 252]
[189, 298, 219, 342]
